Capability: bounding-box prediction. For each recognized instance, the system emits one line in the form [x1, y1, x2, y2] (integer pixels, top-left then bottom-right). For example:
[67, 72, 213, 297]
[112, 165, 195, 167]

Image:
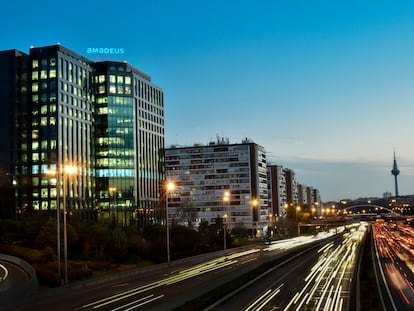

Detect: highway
[212, 222, 367, 310]
[14, 231, 339, 311]
[372, 221, 414, 311]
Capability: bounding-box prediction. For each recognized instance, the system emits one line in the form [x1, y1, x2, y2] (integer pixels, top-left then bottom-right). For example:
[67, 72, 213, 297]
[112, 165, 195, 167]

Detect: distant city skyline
[1, 0, 414, 201]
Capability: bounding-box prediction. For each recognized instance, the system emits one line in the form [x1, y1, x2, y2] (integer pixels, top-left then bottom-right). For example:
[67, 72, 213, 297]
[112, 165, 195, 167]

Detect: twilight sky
[1, 0, 414, 201]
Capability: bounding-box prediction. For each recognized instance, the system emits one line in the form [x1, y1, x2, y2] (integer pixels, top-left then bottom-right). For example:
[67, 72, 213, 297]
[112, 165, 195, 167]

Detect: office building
[165, 138, 268, 234]
[0, 44, 164, 225]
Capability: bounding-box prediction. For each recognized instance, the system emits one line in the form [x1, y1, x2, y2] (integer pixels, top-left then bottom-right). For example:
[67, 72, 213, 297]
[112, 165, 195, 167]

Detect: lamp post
[62, 165, 77, 284]
[296, 206, 301, 236]
[47, 165, 77, 284]
[166, 181, 175, 264]
[109, 187, 117, 223]
[251, 199, 258, 238]
[222, 191, 230, 250]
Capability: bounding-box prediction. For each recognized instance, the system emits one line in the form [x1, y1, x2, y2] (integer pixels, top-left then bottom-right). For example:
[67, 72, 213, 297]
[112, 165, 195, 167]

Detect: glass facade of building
[0, 45, 165, 225]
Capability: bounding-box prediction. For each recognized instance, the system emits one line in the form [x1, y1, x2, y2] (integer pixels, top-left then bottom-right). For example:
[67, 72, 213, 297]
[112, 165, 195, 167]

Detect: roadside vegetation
[0, 211, 296, 287]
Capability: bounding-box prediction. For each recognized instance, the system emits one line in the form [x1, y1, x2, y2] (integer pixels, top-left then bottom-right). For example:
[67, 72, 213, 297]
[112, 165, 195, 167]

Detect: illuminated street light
[296, 206, 301, 236]
[223, 191, 230, 250]
[47, 164, 78, 285]
[166, 181, 175, 263]
[311, 207, 316, 220]
[109, 187, 117, 223]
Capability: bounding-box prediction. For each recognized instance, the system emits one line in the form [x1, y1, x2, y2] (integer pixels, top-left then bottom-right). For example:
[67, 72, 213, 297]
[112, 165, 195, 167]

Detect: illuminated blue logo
[87, 48, 125, 55]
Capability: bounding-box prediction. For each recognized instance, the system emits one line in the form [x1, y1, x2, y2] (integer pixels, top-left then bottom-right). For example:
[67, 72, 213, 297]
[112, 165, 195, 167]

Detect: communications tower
[391, 151, 400, 197]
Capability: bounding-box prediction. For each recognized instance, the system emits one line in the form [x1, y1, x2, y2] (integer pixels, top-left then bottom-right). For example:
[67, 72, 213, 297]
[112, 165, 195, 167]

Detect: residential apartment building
[267, 164, 287, 217]
[165, 138, 268, 234]
[0, 44, 164, 225]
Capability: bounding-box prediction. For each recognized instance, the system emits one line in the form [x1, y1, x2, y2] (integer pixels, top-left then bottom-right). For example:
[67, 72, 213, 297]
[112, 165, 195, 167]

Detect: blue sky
[1, 0, 414, 201]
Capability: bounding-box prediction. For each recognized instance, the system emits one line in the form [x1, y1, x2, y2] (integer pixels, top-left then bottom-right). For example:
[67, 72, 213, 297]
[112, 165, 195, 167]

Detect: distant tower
[391, 151, 400, 197]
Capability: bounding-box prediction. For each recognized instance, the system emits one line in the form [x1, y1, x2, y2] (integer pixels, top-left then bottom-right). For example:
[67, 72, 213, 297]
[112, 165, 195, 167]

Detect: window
[32, 141, 39, 150]
[32, 60, 39, 69]
[32, 71, 39, 80]
[40, 70, 47, 79]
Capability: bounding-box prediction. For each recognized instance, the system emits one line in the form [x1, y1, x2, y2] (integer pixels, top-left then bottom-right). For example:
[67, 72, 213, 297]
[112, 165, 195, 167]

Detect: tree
[108, 227, 128, 261]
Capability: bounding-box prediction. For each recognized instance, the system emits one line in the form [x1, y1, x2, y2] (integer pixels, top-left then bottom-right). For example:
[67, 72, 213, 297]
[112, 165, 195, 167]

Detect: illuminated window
[32, 60, 39, 69]
[50, 140, 56, 149]
[109, 85, 116, 94]
[99, 85, 105, 94]
[117, 75, 124, 83]
[41, 202, 48, 210]
[32, 153, 39, 161]
[32, 177, 39, 186]
[50, 189, 56, 198]
[33, 201, 39, 210]
[32, 83, 38, 92]
[32, 94, 39, 103]
[41, 105, 48, 114]
[49, 70, 56, 78]
[50, 58, 56, 67]
[50, 117, 56, 125]
[41, 117, 48, 126]
[125, 76, 131, 84]
[40, 70, 47, 79]
[41, 140, 48, 150]
[32, 165, 39, 174]
[109, 75, 116, 83]
[32, 71, 38, 80]
[32, 141, 39, 150]
[98, 107, 108, 114]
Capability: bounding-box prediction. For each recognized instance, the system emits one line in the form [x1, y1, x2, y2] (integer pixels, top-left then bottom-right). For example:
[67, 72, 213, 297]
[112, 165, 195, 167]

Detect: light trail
[282, 222, 367, 311]
[81, 249, 255, 310]
[0, 263, 8, 282]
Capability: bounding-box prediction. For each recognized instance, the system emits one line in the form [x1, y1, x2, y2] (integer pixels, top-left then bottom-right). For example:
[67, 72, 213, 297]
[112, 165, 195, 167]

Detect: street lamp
[296, 206, 301, 236]
[62, 165, 77, 284]
[251, 199, 258, 237]
[311, 207, 316, 220]
[166, 181, 175, 264]
[109, 187, 117, 223]
[48, 164, 77, 285]
[222, 191, 230, 250]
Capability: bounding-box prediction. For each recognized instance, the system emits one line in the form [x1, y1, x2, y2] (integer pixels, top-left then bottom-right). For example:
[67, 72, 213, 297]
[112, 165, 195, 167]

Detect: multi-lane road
[11, 220, 414, 311]
[212, 223, 366, 310]
[372, 221, 414, 311]
[14, 231, 340, 311]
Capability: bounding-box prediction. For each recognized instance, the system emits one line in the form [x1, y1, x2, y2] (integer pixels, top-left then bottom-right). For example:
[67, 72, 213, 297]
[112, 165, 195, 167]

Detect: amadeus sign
[86, 47, 125, 55]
